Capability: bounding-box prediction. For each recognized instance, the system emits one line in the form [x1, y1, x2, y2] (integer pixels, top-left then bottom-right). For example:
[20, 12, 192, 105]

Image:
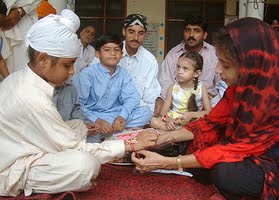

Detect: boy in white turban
[0, 9, 157, 197]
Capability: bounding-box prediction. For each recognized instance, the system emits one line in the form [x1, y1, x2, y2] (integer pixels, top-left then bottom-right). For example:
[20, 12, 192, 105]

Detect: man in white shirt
[74, 25, 96, 74]
[0, 0, 41, 73]
[0, 9, 157, 197]
[118, 14, 161, 113]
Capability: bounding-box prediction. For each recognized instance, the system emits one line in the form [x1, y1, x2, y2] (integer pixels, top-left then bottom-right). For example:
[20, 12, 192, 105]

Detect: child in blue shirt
[74, 33, 152, 135]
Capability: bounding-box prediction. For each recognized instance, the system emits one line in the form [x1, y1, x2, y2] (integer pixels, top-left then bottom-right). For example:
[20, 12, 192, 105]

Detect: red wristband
[161, 115, 167, 122]
[131, 143, 140, 158]
[131, 143, 136, 152]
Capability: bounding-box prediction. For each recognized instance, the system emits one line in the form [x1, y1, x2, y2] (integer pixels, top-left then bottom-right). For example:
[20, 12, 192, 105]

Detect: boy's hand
[95, 118, 113, 134]
[112, 116, 126, 132]
[86, 123, 100, 135]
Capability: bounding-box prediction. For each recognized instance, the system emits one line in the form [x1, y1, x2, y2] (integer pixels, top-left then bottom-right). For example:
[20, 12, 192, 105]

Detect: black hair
[27, 46, 37, 66]
[0, 0, 7, 16]
[95, 33, 123, 51]
[27, 46, 59, 66]
[212, 27, 240, 66]
[184, 15, 208, 32]
[178, 51, 204, 112]
[82, 24, 95, 31]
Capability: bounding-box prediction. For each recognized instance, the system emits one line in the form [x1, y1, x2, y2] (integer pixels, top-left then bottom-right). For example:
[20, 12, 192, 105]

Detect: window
[75, 0, 126, 38]
[264, 3, 279, 25]
[166, 0, 225, 53]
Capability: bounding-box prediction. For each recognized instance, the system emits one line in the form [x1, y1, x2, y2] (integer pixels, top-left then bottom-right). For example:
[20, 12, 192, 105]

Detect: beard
[185, 37, 203, 49]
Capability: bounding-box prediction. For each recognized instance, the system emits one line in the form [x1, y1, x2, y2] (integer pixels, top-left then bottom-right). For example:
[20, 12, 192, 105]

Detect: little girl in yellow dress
[150, 51, 211, 131]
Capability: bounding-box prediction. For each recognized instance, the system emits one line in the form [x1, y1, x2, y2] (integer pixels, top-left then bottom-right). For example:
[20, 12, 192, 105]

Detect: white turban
[26, 9, 80, 58]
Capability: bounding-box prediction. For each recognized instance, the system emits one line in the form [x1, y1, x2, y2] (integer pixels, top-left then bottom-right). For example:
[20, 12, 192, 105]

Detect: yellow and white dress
[167, 81, 203, 119]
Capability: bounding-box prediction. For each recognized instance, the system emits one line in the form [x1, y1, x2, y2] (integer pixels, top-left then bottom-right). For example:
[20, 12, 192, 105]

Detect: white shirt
[0, 66, 124, 196]
[119, 42, 161, 112]
[74, 39, 96, 74]
[4, 0, 41, 73]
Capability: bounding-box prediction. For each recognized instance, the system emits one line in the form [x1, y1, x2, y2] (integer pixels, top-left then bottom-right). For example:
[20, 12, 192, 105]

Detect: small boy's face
[38, 53, 76, 86]
[96, 43, 122, 69]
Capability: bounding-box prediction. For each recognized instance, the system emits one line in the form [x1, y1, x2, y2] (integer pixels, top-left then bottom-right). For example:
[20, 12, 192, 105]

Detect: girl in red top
[132, 17, 279, 199]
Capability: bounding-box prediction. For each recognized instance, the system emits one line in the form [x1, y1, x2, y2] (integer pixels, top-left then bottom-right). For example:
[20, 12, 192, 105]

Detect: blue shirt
[74, 63, 141, 123]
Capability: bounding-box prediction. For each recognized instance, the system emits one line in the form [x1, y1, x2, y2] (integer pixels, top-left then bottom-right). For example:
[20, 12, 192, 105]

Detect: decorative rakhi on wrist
[161, 114, 167, 122]
[125, 137, 139, 158]
[125, 137, 138, 145]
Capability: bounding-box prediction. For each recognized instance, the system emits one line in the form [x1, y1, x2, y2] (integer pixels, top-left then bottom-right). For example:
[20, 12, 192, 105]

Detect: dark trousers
[189, 159, 264, 200]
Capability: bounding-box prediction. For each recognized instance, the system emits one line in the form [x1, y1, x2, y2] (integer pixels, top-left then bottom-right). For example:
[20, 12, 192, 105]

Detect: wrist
[124, 143, 132, 152]
[176, 155, 183, 172]
[125, 137, 138, 152]
[17, 7, 25, 19]
[157, 132, 169, 145]
[95, 118, 102, 123]
[161, 114, 167, 122]
[164, 157, 177, 170]
[168, 131, 175, 143]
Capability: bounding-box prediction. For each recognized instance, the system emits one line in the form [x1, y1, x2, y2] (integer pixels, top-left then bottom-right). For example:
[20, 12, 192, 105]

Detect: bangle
[169, 131, 175, 143]
[161, 115, 167, 122]
[176, 155, 183, 172]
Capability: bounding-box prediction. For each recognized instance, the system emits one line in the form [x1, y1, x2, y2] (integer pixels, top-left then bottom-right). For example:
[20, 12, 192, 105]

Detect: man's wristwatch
[17, 7, 24, 19]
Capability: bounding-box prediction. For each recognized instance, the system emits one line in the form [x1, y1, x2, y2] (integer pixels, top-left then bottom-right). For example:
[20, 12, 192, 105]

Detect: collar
[122, 41, 140, 60]
[79, 39, 90, 50]
[96, 62, 120, 77]
[176, 40, 209, 53]
[63, 79, 73, 85]
[24, 66, 54, 98]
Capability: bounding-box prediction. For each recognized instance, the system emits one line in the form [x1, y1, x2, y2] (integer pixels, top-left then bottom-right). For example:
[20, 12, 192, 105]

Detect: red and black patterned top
[185, 17, 279, 199]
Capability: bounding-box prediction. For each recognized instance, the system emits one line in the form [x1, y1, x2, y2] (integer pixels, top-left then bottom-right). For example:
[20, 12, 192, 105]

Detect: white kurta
[73, 39, 96, 74]
[118, 42, 161, 112]
[0, 66, 125, 197]
[3, 0, 41, 73]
